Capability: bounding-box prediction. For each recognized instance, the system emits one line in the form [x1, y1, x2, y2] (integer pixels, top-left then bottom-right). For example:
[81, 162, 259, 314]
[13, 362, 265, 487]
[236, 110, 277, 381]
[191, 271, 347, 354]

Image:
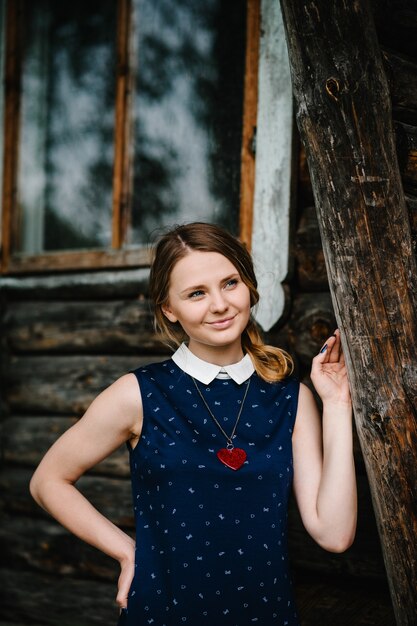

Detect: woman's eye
[189, 290, 204, 298]
[225, 279, 238, 289]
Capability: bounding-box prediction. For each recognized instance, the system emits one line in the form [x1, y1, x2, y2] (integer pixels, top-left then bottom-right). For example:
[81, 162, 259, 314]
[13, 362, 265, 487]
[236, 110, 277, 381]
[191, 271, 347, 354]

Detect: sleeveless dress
[118, 358, 300, 626]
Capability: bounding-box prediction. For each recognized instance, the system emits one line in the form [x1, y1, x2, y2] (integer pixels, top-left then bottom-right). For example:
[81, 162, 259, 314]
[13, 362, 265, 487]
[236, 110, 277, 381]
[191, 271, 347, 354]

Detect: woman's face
[162, 250, 251, 363]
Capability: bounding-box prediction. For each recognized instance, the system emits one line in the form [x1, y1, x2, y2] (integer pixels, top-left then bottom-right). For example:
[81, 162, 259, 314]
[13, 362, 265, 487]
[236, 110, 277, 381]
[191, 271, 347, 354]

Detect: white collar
[171, 343, 254, 385]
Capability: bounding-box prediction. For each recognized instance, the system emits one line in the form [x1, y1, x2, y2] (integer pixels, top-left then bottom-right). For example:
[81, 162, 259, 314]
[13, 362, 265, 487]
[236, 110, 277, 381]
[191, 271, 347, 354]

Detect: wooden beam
[4, 246, 150, 274]
[279, 1, 417, 623]
[239, 0, 260, 249]
[112, 0, 133, 249]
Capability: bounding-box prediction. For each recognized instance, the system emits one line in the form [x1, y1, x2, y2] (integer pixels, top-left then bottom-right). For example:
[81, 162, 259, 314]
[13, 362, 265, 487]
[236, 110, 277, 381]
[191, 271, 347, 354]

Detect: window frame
[0, 0, 259, 275]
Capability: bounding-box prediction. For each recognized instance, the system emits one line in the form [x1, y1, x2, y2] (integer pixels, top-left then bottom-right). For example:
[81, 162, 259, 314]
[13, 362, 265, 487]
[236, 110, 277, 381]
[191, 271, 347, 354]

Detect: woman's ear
[161, 303, 178, 323]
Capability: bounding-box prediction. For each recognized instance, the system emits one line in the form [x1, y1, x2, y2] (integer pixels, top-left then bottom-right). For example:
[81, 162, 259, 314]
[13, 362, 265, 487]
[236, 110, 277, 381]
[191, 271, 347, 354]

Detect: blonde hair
[149, 222, 293, 383]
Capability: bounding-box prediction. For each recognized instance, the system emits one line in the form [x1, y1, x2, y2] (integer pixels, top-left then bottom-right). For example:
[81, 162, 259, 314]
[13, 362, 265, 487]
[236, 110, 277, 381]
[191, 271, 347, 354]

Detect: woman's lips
[207, 316, 235, 329]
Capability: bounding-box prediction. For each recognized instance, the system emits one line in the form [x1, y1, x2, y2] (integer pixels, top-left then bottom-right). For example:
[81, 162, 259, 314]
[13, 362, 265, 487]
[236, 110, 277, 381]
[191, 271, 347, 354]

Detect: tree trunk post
[279, 1, 417, 623]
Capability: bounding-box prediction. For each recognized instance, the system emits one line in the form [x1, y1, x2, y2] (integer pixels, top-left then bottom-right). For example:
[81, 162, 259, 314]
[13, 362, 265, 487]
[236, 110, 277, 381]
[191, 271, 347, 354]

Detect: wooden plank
[279, 0, 417, 622]
[0, 568, 118, 626]
[1, 354, 153, 414]
[2, 299, 166, 354]
[251, 0, 295, 332]
[5, 246, 150, 275]
[239, 0, 260, 249]
[0, 466, 134, 527]
[2, 416, 130, 477]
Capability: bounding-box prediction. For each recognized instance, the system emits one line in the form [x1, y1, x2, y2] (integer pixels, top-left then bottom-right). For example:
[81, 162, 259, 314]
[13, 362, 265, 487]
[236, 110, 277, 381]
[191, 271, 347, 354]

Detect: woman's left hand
[310, 329, 351, 405]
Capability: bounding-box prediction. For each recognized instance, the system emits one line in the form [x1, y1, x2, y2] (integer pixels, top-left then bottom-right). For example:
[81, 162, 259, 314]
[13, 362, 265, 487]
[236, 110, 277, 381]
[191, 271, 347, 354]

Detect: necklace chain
[191, 377, 251, 448]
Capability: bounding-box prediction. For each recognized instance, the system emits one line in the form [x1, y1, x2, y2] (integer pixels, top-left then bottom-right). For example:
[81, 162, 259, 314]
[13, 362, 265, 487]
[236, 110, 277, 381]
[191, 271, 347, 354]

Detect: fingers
[317, 329, 342, 363]
[116, 559, 135, 610]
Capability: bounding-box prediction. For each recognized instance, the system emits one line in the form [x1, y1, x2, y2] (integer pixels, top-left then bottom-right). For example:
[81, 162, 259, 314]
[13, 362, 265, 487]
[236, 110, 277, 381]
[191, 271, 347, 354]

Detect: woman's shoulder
[130, 356, 175, 379]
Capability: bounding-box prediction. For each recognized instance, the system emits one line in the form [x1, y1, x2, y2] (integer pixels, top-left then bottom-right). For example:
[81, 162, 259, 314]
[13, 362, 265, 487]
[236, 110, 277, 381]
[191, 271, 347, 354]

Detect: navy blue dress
[118, 358, 300, 626]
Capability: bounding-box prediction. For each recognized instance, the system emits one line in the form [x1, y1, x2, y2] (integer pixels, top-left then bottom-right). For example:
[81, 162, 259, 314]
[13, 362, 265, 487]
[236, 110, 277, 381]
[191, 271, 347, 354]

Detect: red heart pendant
[217, 447, 247, 470]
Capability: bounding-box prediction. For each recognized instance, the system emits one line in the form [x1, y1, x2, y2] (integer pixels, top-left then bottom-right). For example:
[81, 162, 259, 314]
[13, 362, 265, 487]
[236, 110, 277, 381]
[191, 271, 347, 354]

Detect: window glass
[17, 0, 117, 253]
[129, 0, 246, 243]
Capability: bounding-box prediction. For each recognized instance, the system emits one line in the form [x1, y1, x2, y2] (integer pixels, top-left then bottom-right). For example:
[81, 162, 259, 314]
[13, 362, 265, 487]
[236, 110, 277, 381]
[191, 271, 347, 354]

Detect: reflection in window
[13, 0, 247, 257]
[129, 0, 246, 243]
[17, 1, 117, 253]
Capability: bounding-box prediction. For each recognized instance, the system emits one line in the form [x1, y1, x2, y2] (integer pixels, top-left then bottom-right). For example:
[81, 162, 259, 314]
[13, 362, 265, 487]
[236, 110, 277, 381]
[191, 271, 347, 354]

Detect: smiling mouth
[208, 316, 236, 327]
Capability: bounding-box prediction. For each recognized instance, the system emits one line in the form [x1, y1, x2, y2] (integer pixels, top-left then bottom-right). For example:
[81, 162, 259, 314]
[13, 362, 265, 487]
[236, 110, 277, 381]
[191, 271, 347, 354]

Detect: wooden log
[0, 268, 150, 300]
[2, 299, 167, 354]
[279, 0, 417, 622]
[2, 416, 130, 477]
[395, 121, 417, 193]
[0, 466, 134, 528]
[382, 49, 417, 126]
[288, 293, 336, 366]
[0, 513, 122, 581]
[295, 206, 329, 291]
[0, 568, 118, 626]
[1, 354, 156, 414]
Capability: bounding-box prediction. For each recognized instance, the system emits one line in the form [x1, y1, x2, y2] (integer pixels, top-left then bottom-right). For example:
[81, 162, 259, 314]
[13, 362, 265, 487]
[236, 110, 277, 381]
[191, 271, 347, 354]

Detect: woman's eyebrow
[179, 283, 206, 295]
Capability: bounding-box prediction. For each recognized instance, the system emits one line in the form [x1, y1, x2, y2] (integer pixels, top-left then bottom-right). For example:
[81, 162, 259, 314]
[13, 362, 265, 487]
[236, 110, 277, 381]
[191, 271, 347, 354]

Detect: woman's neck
[187, 340, 244, 366]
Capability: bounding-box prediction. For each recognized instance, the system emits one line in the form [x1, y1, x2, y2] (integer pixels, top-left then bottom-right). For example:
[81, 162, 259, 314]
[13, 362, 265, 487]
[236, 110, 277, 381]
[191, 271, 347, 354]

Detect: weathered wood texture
[2, 416, 130, 476]
[0, 569, 119, 626]
[280, 0, 417, 623]
[0, 268, 150, 299]
[0, 467, 134, 527]
[2, 299, 164, 354]
[1, 355, 154, 414]
[383, 49, 417, 125]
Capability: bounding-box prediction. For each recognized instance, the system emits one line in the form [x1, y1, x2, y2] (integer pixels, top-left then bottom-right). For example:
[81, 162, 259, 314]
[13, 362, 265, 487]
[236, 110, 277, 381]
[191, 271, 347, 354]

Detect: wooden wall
[0, 251, 394, 626]
[1, 2, 416, 624]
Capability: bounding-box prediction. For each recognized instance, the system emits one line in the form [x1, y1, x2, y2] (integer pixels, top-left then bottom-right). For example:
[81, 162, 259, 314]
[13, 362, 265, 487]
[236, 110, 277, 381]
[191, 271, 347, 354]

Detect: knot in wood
[369, 411, 390, 436]
[325, 77, 341, 102]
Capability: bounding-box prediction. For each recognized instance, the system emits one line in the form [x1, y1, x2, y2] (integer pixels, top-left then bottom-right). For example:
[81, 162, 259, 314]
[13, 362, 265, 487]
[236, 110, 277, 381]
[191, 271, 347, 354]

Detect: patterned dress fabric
[118, 358, 300, 626]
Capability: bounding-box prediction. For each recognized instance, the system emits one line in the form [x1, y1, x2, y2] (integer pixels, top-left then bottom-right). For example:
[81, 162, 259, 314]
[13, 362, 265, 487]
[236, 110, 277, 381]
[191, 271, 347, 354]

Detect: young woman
[30, 222, 357, 626]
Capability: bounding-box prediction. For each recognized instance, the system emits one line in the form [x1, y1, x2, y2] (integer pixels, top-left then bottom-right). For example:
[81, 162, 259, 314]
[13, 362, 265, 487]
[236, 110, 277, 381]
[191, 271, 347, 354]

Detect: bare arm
[292, 330, 357, 552]
[29, 372, 142, 608]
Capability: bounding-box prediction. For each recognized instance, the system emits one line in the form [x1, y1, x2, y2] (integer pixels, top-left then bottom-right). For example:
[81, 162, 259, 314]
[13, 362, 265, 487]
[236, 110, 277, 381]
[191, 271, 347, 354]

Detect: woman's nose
[209, 291, 228, 313]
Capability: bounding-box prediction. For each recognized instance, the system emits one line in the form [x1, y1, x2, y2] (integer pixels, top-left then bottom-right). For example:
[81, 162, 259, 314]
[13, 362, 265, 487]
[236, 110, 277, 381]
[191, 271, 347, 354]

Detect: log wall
[1, 2, 415, 624]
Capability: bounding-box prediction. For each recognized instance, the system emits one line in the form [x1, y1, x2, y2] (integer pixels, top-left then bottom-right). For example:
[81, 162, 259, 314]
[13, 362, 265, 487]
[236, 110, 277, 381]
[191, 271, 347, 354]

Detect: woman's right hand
[116, 549, 136, 610]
